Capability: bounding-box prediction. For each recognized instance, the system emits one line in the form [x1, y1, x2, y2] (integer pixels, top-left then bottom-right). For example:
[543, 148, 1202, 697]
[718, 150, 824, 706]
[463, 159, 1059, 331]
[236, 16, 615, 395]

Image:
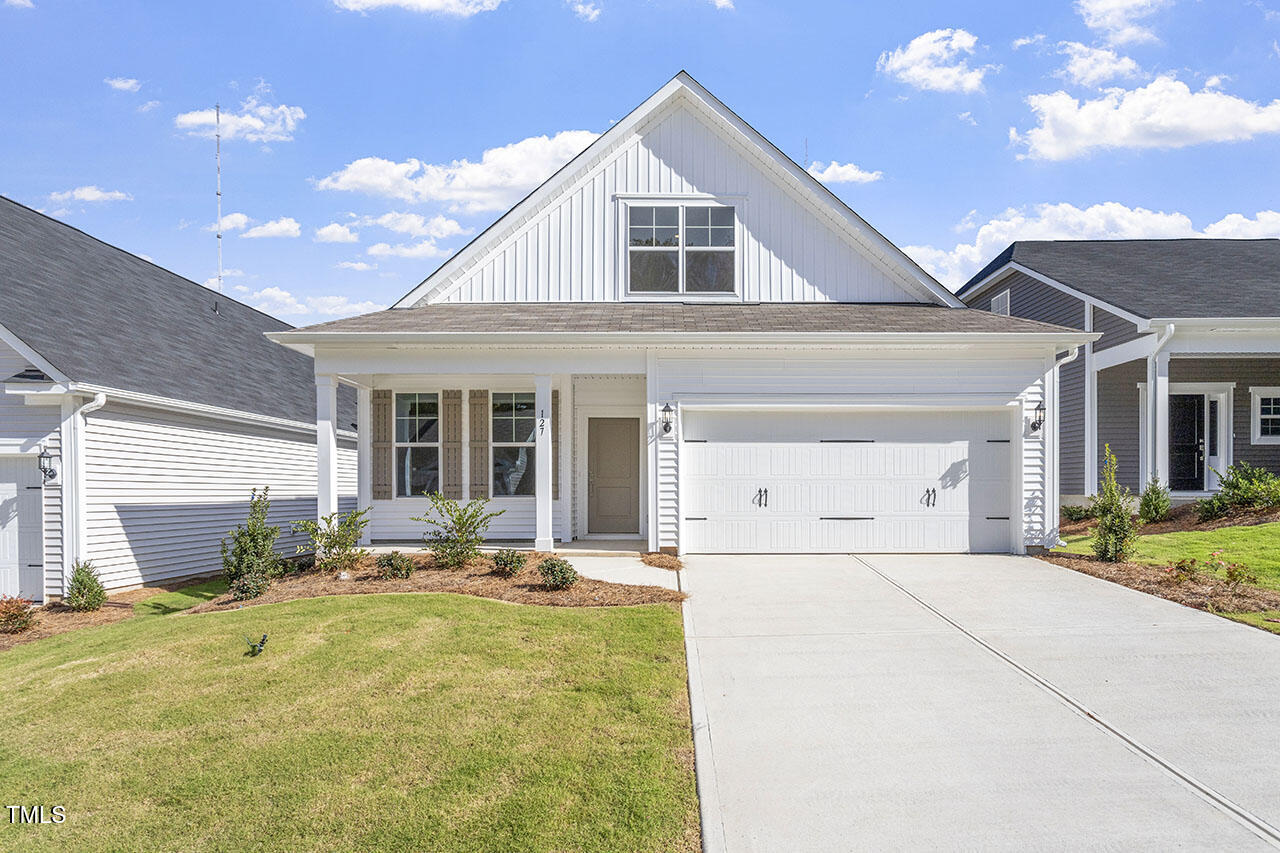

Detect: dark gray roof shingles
[0, 196, 352, 425]
[958, 239, 1280, 319]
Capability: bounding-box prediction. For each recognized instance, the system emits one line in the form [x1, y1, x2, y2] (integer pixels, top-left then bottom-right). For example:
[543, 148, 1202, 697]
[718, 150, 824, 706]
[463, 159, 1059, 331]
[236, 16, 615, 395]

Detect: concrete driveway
[682, 554, 1280, 852]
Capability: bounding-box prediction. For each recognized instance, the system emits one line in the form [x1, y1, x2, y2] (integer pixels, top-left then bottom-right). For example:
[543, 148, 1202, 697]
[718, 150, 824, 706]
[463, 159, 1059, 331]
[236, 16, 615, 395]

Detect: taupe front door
[588, 417, 640, 534]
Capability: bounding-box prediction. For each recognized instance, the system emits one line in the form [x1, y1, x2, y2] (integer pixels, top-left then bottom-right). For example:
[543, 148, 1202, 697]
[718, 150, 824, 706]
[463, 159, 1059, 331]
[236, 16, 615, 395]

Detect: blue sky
[3, 0, 1279, 319]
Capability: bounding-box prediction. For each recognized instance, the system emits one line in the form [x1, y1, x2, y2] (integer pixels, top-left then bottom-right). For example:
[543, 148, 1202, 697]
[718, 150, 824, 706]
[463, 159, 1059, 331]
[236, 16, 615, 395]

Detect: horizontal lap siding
[1171, 358, 1280, 476]
[368, 498, 566, 543]
[429, 101, 918, 305]
[1097, 361, 1144, 491]
[82, 404, 356, 591]
[1093, 307, 1145, 351]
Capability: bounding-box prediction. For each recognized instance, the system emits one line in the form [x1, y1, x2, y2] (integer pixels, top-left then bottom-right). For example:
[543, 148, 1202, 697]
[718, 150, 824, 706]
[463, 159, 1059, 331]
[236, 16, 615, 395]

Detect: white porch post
[356, 384, 372, 544]
[1083, 304, 1097, 496]
[316, 375, 339, 522]
[1148, 351, 1171, 485]
[534, 375, 554, 551]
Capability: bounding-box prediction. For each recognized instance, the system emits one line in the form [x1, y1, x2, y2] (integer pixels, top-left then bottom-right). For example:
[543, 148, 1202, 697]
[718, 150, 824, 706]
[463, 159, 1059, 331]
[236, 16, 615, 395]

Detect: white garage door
[680, 409, 1014, 554]
[0, 456, 44, 600]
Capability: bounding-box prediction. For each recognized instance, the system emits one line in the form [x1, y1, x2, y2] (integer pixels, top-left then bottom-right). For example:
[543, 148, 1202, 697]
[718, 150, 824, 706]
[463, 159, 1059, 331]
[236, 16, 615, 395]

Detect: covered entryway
[0, 456, 44, 600]
[587, 417, 641, 534]
[680, 409, 1015, 553]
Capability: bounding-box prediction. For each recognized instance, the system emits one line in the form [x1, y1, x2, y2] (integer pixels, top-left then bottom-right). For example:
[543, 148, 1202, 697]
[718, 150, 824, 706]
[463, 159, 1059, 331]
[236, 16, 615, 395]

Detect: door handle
[763, 487, 768, 508]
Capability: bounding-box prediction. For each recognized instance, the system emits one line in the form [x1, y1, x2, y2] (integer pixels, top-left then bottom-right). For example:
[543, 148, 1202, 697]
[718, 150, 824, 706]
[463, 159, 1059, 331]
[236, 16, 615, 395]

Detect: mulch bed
[641, 552, 683, 571]
[1061, 503, 1280, 538]
[1041, 551, 1280, 614]
[189, 552, 686, 614]
[0, 582, 200, 652]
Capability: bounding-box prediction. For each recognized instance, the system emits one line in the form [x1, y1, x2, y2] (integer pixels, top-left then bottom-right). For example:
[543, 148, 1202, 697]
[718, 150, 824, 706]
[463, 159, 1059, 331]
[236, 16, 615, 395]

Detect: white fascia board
[1090, 334, 1158, 371]
[961, 262, 1150, 328]
[1146, 317, 1280, 330]
[0, 321, 69, 383]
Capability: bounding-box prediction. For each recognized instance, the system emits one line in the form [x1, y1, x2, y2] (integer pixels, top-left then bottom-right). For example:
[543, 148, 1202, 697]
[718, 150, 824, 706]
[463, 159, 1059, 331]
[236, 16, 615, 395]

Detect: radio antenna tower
[215, 102, 223, 292]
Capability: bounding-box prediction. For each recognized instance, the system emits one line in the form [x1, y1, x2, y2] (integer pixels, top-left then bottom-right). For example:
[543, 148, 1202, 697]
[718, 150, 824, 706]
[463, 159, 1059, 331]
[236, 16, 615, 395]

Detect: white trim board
[960, 262, 1149, 328]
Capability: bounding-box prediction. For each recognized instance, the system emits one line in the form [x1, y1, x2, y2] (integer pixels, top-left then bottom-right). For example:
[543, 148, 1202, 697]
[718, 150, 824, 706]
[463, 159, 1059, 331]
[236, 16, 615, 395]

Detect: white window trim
[1250, 386, 1280, 445]
[991, 289, 1010, 316]
[490, 390, 538, 499]
[618, 196, 741, 300]
[393, 391, 441, 500]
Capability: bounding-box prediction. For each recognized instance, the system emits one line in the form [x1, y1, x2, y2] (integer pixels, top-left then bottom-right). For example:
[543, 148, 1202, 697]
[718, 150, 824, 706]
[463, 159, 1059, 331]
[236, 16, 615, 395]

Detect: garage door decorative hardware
[751, 487, 769, 507]
[986, 516, 1010, 520]
[820, 516, 874, 521]
[684, 516, 707, 521]
[819, 438, 875, 443]
[24, 485, 42, 490]
[683, 439, 707, 443]
[922, 487, 937, 507]
[986, 439, 1011, 444]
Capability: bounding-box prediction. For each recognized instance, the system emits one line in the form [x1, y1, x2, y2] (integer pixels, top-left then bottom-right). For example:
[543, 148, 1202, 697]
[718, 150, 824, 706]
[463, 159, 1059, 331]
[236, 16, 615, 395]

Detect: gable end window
[395, 392, 439, 497]
[1251, 387, 1280, 444]
[492, 392, 537, 496]
[991, 289, 1010, 316]
[628, 204, 736, 295]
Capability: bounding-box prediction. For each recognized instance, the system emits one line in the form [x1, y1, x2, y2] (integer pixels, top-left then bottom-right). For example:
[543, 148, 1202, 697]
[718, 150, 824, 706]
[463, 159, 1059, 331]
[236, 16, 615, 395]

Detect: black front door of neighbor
[1169, 394, 1205, 491]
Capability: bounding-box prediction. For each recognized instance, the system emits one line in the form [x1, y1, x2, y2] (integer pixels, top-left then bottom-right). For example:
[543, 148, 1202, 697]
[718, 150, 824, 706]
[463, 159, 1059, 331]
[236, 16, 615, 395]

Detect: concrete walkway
[682, 554, 1280, 852]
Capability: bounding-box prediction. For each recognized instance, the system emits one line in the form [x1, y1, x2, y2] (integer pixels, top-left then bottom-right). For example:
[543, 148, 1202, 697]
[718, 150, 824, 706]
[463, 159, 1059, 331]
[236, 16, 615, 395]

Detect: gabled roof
[959, 239, 1280, 320]
[393, 71, 962, 310]
[0, 195, 352, 425]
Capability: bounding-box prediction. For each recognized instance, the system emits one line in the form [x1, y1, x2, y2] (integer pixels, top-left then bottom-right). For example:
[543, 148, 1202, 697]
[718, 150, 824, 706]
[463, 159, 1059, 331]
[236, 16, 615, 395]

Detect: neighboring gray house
[959, 240, 1280, 502]
[0, 196, 356, 602]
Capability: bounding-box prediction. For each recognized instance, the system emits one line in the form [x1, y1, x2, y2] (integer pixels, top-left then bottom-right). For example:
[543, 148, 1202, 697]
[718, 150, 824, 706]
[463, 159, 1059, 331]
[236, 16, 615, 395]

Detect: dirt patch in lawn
[190, 552, 686, 614]
[642, 552, 683, 571]
[1041, 551, 1280, 614]
[1061, 503, 1280, 538]
[0, 581, 205, 652]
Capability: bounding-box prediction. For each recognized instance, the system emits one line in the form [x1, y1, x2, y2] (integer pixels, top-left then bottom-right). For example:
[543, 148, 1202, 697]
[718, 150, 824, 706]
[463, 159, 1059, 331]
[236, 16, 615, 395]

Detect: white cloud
[337, 260, 376, 271]
[249, 286, 308, 315]
[333, 0, 506, 15]
[104, 77, 141, 92]
[138, 100, 161, 112]
[1056, 41, 1143, 86]
[248, 285, 383, 318]
[308, 295, 385, 316]
[1012, 75, 1280, 160]
[174, 95, 305, 143]
[315, 222, 359, 243]
[1012, 33, 1046, 49]
[904, 201, 1280, 287]
[367, 240, 451, 259]
[240, 217, 301, 239]
[567, 1, 599, 20]
[49, 185, 132, 203]
[206, 212, 251, 233]
[876, 29, 994, 94]
[360, 211, 469, 238]
[4, 0, 35, 8]
[201, 268, 245, 290]
[317, 129, 599, 213]
[957, 111, 978, 126]
[709, 0, 734, 7]
[1075, 0, 1171, 45]
[806, 160, 883, 184]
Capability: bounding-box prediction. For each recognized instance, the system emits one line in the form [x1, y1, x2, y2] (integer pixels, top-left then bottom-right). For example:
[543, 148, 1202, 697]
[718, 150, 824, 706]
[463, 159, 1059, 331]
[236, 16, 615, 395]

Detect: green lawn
[132, 577, 227, 616]
[1057, 522, 1280, 589]
[0, 593, 698, 852]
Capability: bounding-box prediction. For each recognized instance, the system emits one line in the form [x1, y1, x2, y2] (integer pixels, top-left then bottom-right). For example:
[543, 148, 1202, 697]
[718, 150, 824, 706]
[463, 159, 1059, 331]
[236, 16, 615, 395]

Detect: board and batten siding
[1171, 358, 1280, 477]
[1092, 306, 1147, 351]
[423, 100, 921, 306]
[80, 403, 356, 591]
[652, 351, 1054, 550]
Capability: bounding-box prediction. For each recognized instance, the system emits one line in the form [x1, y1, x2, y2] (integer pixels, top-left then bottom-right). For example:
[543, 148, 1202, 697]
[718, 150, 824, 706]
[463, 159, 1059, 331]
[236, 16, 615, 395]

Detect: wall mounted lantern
[1030, 401, 1046, 433]
[37, 444, 57, 482]
[661, 403, 674, 435]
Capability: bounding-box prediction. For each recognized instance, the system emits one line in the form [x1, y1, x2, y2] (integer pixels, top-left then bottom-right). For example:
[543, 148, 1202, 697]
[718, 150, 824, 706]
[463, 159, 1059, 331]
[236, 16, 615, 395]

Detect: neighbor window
[395, 392, 439, 497]
[991, 289, 1010, 316]
[1252, 388, 1280, 444]
[628, 204, 735, 294]
[492, 392, 536, 496]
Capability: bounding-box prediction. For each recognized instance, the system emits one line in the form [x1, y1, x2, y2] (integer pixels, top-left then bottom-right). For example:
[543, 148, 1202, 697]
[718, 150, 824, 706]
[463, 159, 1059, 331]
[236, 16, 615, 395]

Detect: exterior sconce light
[1030, 401, 1046, 433]
[37, 444, 56, 482]
[661, 403, 674, 435]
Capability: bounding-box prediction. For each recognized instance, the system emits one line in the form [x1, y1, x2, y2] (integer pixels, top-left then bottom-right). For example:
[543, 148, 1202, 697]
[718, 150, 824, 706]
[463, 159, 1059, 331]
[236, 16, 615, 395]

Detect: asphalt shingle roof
[0, 196, 352, 425]
[288, 301, 1077, 335]
[959, 239, 1280, 319]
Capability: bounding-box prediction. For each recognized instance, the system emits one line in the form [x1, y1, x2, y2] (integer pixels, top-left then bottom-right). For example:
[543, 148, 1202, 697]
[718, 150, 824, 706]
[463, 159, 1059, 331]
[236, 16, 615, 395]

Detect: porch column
[356, 384, 372, 544]
[316, 375, 339, 521]
[534, 375, 554, 550]
[1148, 352, 1171, 485]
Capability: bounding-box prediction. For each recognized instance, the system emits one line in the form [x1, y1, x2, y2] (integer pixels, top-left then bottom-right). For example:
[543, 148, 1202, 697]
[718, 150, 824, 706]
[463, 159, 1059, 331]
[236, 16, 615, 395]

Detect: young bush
[413, 492, 505, 570]
[1216, 462, 1280, 510]
[1090, 444, 1140, 562]
[293, 509, 370, 575]
[0, 596, 35, 634]
[221, 488, 281, 585]
[1195, 493, 1231, 522]
[1061, 504, 1095, 523]
[1165, 558, 1200, 585]
[492, 548, 526, 578]
[64, 561, 107, 612]
[1210, 550, 1259, 590]
[229, 571, 271, 601]
[1138, 478, 1172, 524]
[375, 551, 414, 579]
[538, 556, 578, 590]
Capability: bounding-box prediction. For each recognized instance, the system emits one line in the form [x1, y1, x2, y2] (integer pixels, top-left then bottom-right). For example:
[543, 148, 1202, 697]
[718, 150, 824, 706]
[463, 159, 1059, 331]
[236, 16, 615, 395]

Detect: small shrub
[221, 488, 281, 585]
[64, 560, 107, 612]
[229, 570, 271, 601]
[414, 492, 506, 570]
[376, 551, 414, 579]
[293, 509, 370, 575]
[492, 549, 526, 578]
[0, 596, 35, 634]
[1061, 504, 1095, 523]
[538, 556, 578, 590]
[1138, 478, 1172, 524]
[1165, 558, 1200, 585]
[1216, 462, 1280, 510]
[1195, 493, 1231, 522]
[1090, 444, 1140, 562]
[1209, 550, 1259, 590]
[291, 553, 316, 573]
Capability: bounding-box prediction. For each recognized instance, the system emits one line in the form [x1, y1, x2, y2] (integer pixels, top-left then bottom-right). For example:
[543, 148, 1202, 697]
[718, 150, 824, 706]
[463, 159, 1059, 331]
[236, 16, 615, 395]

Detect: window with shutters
[491, 392, 536, 496]
[395, 392, 440, 497]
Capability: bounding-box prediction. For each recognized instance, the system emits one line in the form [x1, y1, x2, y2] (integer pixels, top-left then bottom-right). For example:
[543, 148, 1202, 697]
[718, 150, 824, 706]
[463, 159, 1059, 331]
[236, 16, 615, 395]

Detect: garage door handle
[821, 516, 874, 521]
[763, 487, 768, 508]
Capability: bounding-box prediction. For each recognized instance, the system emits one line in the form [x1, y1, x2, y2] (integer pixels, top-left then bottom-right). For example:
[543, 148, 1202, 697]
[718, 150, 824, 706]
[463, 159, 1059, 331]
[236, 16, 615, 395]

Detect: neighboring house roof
[0, 195, 351, 425]
[393, 71, 963, 310]
[959, 239, 1280, 319]
[284, 302, 1078, 336]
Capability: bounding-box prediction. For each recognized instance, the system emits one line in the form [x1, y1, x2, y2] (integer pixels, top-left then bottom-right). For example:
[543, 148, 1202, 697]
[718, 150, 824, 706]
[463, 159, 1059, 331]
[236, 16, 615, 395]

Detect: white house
[271, 73, 1093, 556]
[0, 197, 357, 601]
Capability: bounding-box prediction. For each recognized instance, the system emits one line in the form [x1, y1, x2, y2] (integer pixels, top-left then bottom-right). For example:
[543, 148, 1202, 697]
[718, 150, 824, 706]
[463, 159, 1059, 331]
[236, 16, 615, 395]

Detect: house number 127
[538, 411, 546, 435]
